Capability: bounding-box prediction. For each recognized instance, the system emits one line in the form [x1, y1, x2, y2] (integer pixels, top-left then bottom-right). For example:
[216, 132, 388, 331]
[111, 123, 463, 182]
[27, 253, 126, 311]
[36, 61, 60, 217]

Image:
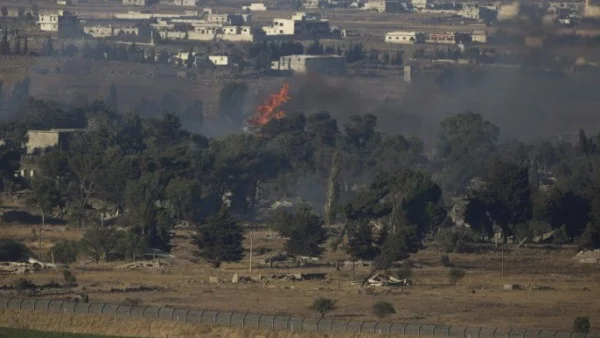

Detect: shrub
[14, 278, 35, 294]
[435, 228, 477, 253]
[309, 297, 337, 319]
[579, 224, 600, 250]
[573, 317, 590, 333]
[0, 239, 30, 261]
[440, 255, 453, 267]
[50, 240, 79, 264]
[62, 270, 77, 287]
[395, 261, 413, 280]
[448, 268, 465, 286]
[373, 301, 396, 319]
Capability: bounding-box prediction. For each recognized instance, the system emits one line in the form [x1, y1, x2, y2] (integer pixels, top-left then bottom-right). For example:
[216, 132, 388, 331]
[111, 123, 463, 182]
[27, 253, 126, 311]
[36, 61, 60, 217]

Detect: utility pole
[249, 226, 253, 274]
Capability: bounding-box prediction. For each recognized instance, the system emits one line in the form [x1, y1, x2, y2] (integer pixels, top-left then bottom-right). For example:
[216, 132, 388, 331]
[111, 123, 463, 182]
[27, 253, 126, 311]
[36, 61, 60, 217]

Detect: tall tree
[27, 177, 62, 255]
[217, 82, 248, 125]
[194, 208, 244, 267]
[106, 82, 118, 113]
[324, 151, 341, 226]
[269, 202, 327, 256]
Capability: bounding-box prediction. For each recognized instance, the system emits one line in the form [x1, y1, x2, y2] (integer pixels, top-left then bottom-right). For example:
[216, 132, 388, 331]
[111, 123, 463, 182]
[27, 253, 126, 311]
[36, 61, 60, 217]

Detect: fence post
[507, 328, 512, 338]
[388, 323, 393, 337]
[101, 303, 107, 314]
[553, 331, 558, 338]
[169, 308, 175, 320]
[271, 316, 275, 330]
[523, 328, 527, 338]
[568, 331, 574, 338]
[214, 311, 219, 324]
[228, 312, 234, 326]
[184, 309, 191, 322]
[402, 323, 408, 334]
[359, 321, 365, 333]
[300, 317, 305, 331]
[464, 326, 469, 338]
[46, 299, 51, 311]
[4, 297, 13, 309]
[157, 307, 162, 319]
[286, 316, 292, 331]
[316, 318, 321, 332]
[493, 328, 498, 338]
[257, 314, 262, 328]
[478, 327, 483, 338]
[198, 310, 205, 323]
[18, 298, 24, 310]
[33, 299, 39, 310]
[419, 324, 424, 335]
[242, 313, 248, 328]
[448, 326, 451, 336]
[59, 300, 65, 313]
[374, 322, 379, 334]
[330, 319, 334, 331]
[345, 320, 351, 333]
[433, 325, 439, 335]
[115, 305, 120, 315]
[128, 306, 133, 317]
[537, 330, 542, 338]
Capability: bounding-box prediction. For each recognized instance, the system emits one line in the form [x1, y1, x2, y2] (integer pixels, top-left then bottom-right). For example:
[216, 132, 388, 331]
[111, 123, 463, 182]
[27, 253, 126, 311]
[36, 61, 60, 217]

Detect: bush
[62, 269, 77, 287]
[448, 268, 465, 286]
[373, 301, 396, 319]
[395, 261, 413, 280]
[50, 240, 79, 264]
[440, 255, 454, 267]
[573, 317, 590, 333]
[309, 297, 337, 319]
[435, 228, 477, 253]
[14, 278, 35, 294]
[0, 239, 30, 261]
[579, 224, 600, 250]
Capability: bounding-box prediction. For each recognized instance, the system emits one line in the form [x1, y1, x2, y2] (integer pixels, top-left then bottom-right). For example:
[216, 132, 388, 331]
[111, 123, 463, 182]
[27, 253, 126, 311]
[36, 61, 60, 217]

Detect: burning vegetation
[247, 82, 291, 128]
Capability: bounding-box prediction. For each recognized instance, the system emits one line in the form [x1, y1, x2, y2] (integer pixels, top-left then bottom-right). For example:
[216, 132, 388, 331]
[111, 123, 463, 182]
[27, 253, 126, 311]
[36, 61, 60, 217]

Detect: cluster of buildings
[385, 30, 487, 45]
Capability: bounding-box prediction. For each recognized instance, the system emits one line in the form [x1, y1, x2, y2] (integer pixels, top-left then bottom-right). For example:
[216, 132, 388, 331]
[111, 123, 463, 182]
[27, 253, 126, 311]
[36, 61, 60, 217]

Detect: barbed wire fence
[0, 296, 597, 337]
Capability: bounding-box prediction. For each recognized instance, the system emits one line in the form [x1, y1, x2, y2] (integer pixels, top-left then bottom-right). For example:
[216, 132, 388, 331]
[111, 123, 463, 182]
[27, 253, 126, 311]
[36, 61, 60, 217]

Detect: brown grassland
[1, 221, 600, 335]
[0, 308, 407, 337]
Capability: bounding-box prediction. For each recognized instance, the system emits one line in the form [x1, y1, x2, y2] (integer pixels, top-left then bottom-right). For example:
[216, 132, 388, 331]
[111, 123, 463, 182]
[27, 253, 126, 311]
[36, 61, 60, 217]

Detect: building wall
[122, 0, 147, 5]
[209, 55, 228, 65]
[84, 25, 113, 37]
[274, 55, 345, 74]
[265, 18, 295, 35]
[27, 131, 61, 154]
[248, 3, 267, 11]
[38, 14, 60, 32]
[385, 31, 423, 44]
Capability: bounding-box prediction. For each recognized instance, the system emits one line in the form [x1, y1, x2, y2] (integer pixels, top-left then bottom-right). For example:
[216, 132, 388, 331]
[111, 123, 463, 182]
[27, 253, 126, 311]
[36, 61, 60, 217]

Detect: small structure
[209, 55, 228, 66]
[242, 3, 267, 11]
[26, 129, 84, 154]
[57, 0, 72, 5]
[172, 0, 197, 6]
[123, 0, 149, 6]
[385, 31, 425, 44]
[37, 10, 79, 33]
[271, 54, 346, 74]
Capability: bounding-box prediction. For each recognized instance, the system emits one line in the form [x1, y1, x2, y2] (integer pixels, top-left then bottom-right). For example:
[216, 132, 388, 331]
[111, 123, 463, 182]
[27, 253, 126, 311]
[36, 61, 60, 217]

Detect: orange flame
[247, 82, 290, 127]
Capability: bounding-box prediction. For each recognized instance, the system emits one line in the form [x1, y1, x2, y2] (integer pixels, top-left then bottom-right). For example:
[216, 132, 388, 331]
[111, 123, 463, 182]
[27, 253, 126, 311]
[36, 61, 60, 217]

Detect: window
[280, 30, 283, 33]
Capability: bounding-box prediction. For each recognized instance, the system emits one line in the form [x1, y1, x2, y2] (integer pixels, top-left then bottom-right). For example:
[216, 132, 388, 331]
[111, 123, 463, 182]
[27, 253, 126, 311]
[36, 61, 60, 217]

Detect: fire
[247, 82, 291, 127]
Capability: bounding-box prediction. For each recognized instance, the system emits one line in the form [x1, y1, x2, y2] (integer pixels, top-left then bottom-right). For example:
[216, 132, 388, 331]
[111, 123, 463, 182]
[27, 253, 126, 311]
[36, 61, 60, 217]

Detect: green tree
[324, 151, 341, 226]
[27, 176, 63, 256]
[436, 112, 499, 194]
[42, 35, 53, 56]
[50, 240, 79, 264]
[165, 177, 202, 222]
[309, 298, 336, 319]
[62, 269, 77, 293]
[0, 239, 30, 261]
[449, 267, 465, 286]
[81, 226, 118, 263]
[106, 82, 118, 113]
[217, 82, 248, 125]
[373, 301, 396, 319]
[273, 202, 327, 257]
[470, 160, 532, 242]
[573, 317, 591, 333]
[346, 221, 379, 260]
[0, 29, 9, 55]
[194, 208, 244, 267]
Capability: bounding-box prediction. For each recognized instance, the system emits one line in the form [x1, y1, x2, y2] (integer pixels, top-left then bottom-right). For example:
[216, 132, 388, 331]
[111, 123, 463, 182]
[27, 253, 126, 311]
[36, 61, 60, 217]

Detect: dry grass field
[1, 222, 599, 333]
[0, 308, 408, 337]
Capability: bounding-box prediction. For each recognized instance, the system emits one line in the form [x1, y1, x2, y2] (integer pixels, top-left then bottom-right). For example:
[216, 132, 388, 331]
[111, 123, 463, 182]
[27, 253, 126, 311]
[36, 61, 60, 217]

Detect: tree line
[1, 82, 600, 267]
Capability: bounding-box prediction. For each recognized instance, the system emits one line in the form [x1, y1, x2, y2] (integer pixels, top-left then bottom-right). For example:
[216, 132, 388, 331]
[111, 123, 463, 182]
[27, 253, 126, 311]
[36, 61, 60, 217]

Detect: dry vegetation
[0, 308, 405, 337]
[1, 223, 599, 332]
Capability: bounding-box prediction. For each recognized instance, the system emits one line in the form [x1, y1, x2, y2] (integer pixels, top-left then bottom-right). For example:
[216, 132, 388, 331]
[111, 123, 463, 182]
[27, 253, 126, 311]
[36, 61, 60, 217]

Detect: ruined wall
[26, 131, 60, 154]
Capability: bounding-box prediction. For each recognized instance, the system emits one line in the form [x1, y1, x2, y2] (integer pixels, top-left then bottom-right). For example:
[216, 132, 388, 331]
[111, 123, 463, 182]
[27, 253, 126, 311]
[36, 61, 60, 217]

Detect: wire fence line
[0, 296, 597, 338]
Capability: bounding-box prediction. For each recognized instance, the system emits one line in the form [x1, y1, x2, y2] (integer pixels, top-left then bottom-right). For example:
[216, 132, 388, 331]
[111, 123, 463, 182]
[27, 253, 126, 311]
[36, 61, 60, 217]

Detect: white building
[242, 3, 267, 11]
[458, 5, 480, 20]
[220, 25, 255, 41]
[471, 30, 487, 43]
[172, 0, 197, 6]
[209, 55, 229, 66]
[385, 31, 425, 44]
[411, 0, 427, 10]
[123, 0, 148, 5]
[188, 25, 218, 40]
[57, 0, 72, 5]
[303, 0, 324, 9]
[262, 12, 331, 38]
[83, 25, 113, 37]
[37, 10, 79, 32]
[271, 55, 346, 74]
[362, 0, 386, 12]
